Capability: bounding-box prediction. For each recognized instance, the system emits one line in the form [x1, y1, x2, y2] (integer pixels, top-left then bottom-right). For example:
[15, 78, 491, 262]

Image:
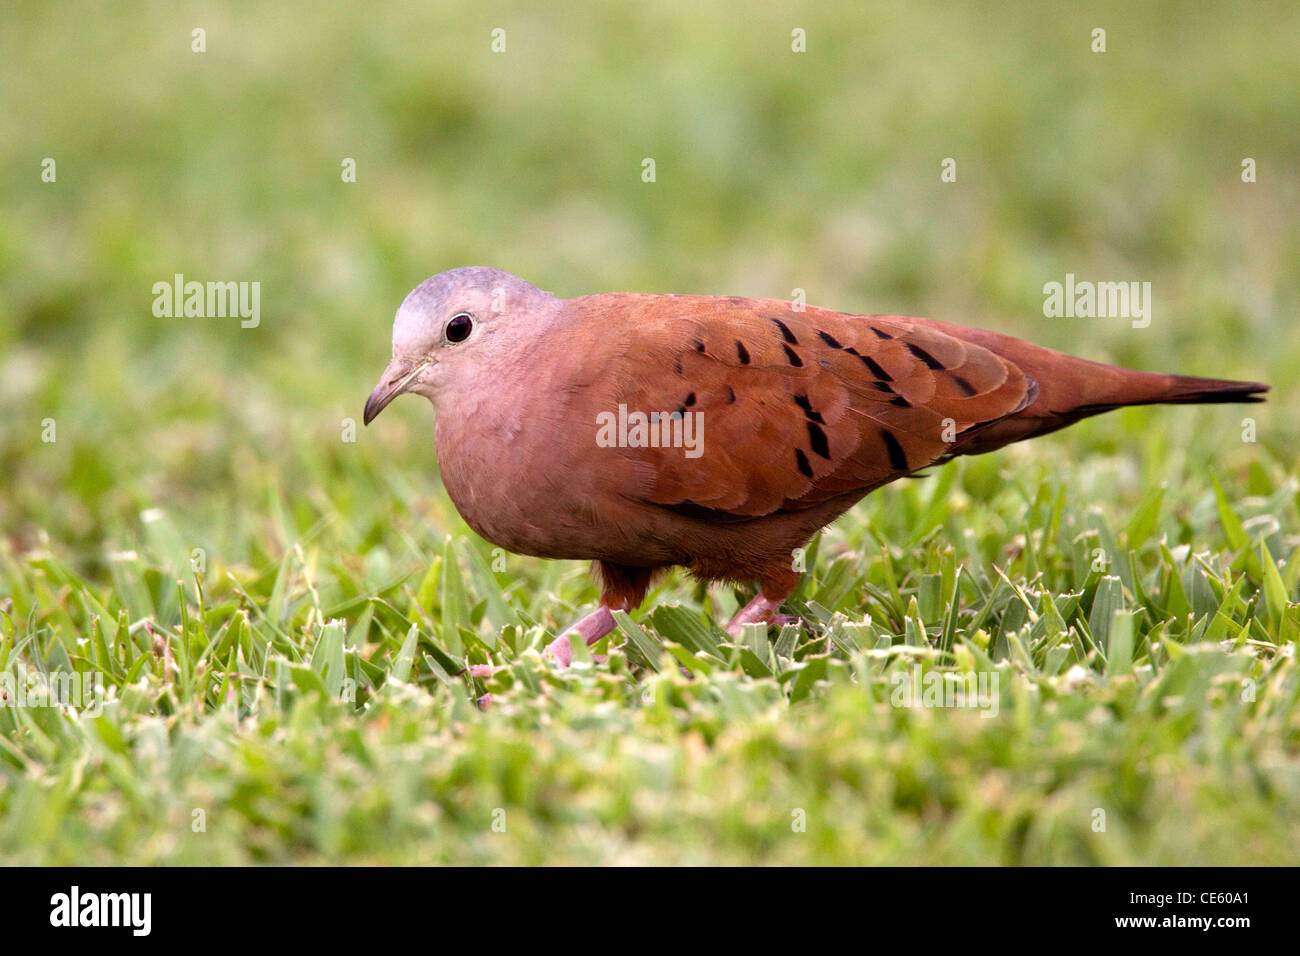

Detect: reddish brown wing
[593, 297, 1037, 517]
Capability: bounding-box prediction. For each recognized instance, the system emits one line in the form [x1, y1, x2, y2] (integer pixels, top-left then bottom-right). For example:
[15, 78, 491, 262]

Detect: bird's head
[363, 267, 556, 424]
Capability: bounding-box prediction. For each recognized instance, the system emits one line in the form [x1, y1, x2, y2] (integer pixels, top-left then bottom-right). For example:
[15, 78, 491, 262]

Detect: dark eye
[445, 313, 473, 343]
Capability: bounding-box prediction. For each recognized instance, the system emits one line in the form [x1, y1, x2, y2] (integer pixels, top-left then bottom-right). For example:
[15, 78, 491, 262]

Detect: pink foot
[546, 606, 617, 667]
[725, 594, 798, 637]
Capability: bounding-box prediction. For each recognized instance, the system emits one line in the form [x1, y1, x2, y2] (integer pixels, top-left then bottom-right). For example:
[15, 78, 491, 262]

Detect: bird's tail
[1064, 372, 1269, 415]
[925, 318, 1270, 456]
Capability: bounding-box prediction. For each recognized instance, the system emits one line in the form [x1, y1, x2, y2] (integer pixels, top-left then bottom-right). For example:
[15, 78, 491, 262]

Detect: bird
[363, 267, 1267, 666]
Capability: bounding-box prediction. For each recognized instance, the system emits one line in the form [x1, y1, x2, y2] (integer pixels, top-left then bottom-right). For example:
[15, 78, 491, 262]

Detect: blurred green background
[2, 1, 1295, 553]
[1, 2, 1298, 864]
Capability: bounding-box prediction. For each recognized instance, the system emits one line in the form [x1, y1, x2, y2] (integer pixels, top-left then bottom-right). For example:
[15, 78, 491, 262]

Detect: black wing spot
[873, 380, 894, 393]
[951, 373, 977, 396]
[843, 346, 860, 356]
[906, 343, 945, 369]
[693, 339, 706, 352]
[771, 317, 799, 345]
[674, 361, 683, 375]
[793, 393, 825, 423]
[724, 385, 735, 404]
[782, 344, 803, 367]
[881, 430, 909, 471]
[872, 327, 894, 339]
[736, 340, 751, 364]
[684, 391, 696, 407]
[890, 395, 911, 408]
[795, 448, 814, 478]
[859, 354, 892, 381]
[806, 421, 831, 459]
[816, 329, 842, 349]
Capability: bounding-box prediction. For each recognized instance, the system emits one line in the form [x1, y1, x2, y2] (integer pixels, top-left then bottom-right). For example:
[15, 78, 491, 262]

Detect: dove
[364, 267, 1267, 666]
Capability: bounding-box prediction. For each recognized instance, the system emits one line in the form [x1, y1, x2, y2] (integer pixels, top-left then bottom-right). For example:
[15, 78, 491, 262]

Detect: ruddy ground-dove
[364, 268, 1267, 665]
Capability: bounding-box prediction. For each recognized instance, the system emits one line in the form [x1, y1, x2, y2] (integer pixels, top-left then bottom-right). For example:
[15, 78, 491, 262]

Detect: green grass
[2, 1, 1298, 864]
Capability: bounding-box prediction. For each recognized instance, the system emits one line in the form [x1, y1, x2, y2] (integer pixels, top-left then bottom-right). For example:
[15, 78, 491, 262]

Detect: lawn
[1, 1, 1297, 865]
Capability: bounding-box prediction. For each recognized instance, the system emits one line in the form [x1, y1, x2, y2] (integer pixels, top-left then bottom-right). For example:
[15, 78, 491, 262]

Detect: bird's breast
[431, 392, 610, 559]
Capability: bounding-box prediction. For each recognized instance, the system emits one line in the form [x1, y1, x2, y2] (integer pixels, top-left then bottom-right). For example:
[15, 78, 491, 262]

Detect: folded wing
[587, 297, 1038, 517]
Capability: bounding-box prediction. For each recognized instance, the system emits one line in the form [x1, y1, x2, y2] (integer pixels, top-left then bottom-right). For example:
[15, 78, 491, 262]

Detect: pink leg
[725, 593, 799, 637]
[546, 606, 617, 667]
